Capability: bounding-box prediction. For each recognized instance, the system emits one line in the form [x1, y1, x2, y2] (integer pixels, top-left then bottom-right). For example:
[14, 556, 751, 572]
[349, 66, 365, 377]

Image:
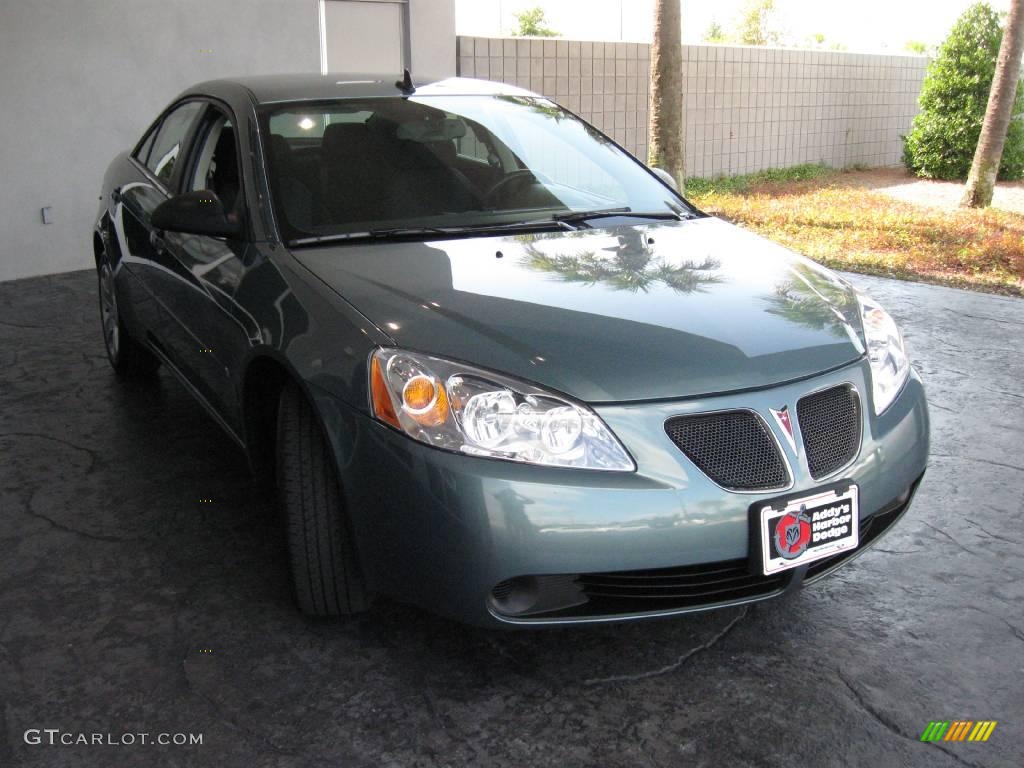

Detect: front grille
[797, 385, 862, 479]
[665, 411, 789, 491]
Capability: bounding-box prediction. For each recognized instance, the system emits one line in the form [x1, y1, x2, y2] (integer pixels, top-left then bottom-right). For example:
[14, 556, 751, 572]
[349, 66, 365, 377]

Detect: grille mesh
[577, 559, 787, 612]
[797, 385, 862, 479]
[665, 411, 789, 491]
[491, 579, 514, 601]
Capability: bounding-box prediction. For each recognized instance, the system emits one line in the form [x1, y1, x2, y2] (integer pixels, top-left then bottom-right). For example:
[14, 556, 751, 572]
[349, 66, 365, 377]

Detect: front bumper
[318, 358, 929, 627]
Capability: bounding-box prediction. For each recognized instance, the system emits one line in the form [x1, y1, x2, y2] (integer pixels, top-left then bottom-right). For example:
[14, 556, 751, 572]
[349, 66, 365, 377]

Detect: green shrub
[903, 3, 1024, 181]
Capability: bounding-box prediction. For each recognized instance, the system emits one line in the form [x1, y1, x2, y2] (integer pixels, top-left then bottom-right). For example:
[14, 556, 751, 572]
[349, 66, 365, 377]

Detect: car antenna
[395, 68, 415, 95]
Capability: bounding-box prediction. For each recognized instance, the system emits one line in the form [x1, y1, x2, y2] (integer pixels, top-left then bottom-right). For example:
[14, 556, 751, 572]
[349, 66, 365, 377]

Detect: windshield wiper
[289, 227, 450, 246]
[551, 207, 686, 226]
[288, 219, 572, 247]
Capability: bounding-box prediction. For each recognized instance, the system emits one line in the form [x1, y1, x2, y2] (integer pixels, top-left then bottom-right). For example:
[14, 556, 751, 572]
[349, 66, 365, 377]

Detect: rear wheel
[277, 381, 367, 616]
[97, 248, 160, 378]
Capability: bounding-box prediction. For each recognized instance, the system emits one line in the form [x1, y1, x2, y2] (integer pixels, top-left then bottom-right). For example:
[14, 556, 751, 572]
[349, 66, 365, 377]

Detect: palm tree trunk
[962, 0, 1024, 208]
[648, 0, 684, 191]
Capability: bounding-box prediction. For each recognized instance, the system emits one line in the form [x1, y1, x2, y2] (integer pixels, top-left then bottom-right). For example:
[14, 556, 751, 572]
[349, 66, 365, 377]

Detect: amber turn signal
[371, 356, 401, 428]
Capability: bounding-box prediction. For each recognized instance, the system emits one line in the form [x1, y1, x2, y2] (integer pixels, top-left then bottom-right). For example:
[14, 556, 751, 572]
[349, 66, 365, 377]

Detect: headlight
[369, 348, 635, 471]
[858, 293, 910, 414]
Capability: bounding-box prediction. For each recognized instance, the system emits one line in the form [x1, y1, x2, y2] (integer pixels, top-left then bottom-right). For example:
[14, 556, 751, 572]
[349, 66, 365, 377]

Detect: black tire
[97, 248, 160, 378]
[277, 381, 367, 616]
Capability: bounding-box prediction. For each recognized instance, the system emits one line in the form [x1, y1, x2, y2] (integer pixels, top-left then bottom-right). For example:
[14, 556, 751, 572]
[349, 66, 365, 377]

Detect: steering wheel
[483, 169, 538, 208]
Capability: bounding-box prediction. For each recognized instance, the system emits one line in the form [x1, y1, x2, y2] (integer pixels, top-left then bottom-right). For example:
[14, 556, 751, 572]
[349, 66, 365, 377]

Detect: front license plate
[759, 484, 859, 575]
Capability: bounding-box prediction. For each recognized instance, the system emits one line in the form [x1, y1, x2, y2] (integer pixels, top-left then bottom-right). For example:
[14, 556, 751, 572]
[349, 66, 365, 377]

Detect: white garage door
[322, 0, 409, 74]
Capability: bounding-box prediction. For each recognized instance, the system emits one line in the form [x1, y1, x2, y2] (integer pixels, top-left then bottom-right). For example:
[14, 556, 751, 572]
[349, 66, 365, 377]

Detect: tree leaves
[905, 2, 1024, 181]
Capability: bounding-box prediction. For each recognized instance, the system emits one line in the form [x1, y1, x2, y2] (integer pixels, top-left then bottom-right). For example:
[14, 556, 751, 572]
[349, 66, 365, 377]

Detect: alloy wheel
[99, 260, 120, 360]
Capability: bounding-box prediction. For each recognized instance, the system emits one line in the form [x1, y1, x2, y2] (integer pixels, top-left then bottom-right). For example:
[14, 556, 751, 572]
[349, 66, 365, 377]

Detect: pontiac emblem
[770, 406, 798, 452]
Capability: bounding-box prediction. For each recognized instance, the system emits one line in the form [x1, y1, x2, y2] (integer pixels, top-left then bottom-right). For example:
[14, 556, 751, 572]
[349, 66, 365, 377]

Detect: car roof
[183, 74, 538, 106]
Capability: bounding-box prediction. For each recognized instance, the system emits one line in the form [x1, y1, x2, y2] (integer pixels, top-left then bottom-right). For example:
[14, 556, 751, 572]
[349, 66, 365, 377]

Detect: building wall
[322, 0, 455, 79]
[0, 0, 319, 283]
[410, 0, 457, 78]
[457, 37, 929, 178]
[0, 0, 455, 283]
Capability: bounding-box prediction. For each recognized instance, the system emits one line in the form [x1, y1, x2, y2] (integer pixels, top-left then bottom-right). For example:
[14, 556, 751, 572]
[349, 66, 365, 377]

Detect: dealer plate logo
[773, 506, 811, 559]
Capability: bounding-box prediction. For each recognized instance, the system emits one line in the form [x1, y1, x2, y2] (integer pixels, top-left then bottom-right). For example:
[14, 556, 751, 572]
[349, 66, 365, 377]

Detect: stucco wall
[0, 0, 455, 283]
[0, 1, 319, 282]
[410, 0, 456, 79]
[457, 37, 928, 178]
[323, 0, 455, 79]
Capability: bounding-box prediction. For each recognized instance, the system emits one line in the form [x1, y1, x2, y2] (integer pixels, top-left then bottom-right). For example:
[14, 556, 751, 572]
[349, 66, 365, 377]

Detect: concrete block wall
[456, 37, 929, 177]
[681, 45, 928, 177]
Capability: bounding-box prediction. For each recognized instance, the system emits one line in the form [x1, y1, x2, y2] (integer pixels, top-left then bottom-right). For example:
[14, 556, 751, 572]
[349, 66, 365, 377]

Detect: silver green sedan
[94, 74, 929, 627]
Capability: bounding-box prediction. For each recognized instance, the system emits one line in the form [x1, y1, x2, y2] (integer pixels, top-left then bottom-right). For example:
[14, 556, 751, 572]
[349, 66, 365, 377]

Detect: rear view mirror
[396, 118, 468, 143]
[151, 190, 240, 238]
[649, 167, 680, 192]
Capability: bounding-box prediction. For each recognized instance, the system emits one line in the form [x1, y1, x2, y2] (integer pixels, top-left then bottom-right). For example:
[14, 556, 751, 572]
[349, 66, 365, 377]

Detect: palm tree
[962, 0, 1024, 208]
[498, 95, 614, 144]
[648, 0, 684, 190]
[765, 267, 859, 337]
[523, 230, 721, 294]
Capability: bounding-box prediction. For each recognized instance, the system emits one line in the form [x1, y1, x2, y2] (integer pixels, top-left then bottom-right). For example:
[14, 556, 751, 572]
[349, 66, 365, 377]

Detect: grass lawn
[685, 164, 1024, 297]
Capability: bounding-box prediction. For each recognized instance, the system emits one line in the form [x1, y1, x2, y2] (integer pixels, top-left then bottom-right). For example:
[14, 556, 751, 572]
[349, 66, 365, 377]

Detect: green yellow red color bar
[920, 721, 997, 742]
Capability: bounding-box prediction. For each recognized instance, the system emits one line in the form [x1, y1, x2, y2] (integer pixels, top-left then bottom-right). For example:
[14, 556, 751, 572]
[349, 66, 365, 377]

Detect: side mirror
[649, 167, 680, 193]
[151, 190, 240, 238]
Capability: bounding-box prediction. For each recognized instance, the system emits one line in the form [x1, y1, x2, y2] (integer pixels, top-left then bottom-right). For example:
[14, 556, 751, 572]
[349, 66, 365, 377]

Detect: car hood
[293, 216, 866, 403]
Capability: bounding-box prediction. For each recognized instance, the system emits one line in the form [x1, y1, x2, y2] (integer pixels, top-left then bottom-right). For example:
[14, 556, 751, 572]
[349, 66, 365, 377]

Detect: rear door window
[145, 102, 204, 186]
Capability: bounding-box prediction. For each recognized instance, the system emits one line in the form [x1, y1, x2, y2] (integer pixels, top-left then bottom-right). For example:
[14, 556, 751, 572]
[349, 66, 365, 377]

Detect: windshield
[260, 94, 691, 243]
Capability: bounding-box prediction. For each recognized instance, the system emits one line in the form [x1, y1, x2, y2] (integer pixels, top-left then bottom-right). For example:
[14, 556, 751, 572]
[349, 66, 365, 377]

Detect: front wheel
[97, 249, 160, 378]
[277, 381, 367, 616]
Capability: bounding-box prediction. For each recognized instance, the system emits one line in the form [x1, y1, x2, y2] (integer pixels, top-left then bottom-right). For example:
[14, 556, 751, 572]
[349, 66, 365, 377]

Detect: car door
[116, 100, 206, 353]
[153, 103, 259, 435]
